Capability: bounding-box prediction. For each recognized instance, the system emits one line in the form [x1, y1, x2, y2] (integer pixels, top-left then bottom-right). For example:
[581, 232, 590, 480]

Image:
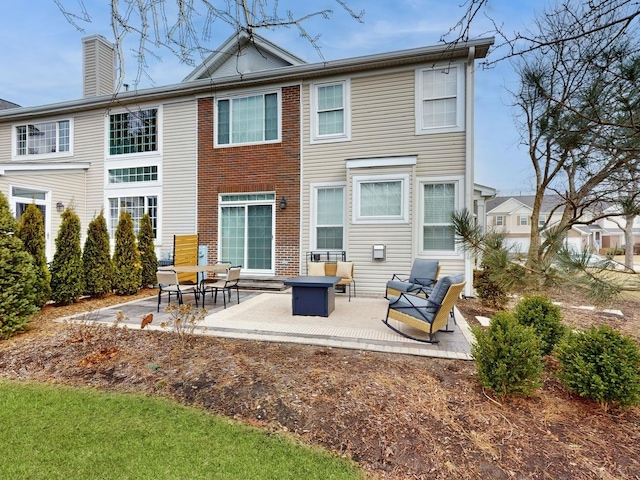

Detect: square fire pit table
[284, 276, 342, 317]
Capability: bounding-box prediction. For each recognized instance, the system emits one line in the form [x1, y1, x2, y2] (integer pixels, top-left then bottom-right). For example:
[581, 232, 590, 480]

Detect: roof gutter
[0, 38, 494, 122]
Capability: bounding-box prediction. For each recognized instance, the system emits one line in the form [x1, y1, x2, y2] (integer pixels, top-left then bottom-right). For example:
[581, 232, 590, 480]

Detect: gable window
[311, 80, 350, 142]
[495, 215, 504, 226]
[312, 184, 345, 249]
[216, 92, 279, 146]
[353, 174, 409, 224]
[416, 65, 464, 134]
[519, 215, 529, 226]
[14, 119, 72, 158]
[109, 108, 158, 155]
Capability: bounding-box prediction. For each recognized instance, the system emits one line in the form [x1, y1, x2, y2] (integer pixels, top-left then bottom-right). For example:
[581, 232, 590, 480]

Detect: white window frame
[310, 79, 351, 144]
[415, 63, 465, 134]
[310, 181, 346, 250]
[419, 175, 464, 258]
[495, 215, 504, 226]
[519, 215, 529, 226]
[352, 173, 410, 224]
[214, 89, 282, 148]
[538, 215, 546, 227]
[105, 188, 162, 243]
[9, 184, 53, 260]
[11, 118, 74, 160]
[105, 105, 162, 158]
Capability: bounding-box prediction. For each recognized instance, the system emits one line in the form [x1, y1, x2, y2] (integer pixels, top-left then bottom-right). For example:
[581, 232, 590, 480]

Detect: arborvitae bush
[471, 311, 544, 398]
[555, 325, 640, 408]
[513, 295, 566, 355]
[0, 192, 38, 338]
[83, 211, 113, 297]
[17, 203, 51, 308]
[137, 213, 158, 288]
[112, 211, 142, 295]
[50, 208, 85, 305]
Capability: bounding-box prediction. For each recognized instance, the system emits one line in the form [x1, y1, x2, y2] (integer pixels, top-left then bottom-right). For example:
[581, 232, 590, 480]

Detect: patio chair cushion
[386, 279, 424, 295]
[335, 261, 353, 279]
[308, 262, 326, 276]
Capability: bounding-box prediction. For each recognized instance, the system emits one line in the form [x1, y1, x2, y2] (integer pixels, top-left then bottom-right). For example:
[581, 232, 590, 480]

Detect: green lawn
[0, 381, 362, 480]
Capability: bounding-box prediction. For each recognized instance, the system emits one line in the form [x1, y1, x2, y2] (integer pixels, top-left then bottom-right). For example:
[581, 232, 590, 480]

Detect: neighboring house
[594, 204, 640, 253]
[0, 99, 20, 110]
[486, 195, 601, 254]
[0, 32, 494, 296]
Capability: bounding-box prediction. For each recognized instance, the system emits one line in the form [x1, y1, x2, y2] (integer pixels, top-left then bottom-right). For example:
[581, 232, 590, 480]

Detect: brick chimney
[82, 35, 116, 98]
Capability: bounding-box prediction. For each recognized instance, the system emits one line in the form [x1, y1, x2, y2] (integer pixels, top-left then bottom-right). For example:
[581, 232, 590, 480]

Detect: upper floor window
[538, 215, 546, 227]
[495, 215, 504, 226]
[519, 215, 529, 226]
[216, 92, 279, 146]
[14, 119, 72, 158]
[311, 80, 350, 143]
[108, 166, 158, 184]
[109, 108, 158, 155]
[416, 65, 465, 134]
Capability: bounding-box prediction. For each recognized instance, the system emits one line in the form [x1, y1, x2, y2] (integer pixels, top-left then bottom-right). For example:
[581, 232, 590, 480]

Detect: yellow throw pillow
[336, 261, 353, 279]
[308, 262, 326, 276]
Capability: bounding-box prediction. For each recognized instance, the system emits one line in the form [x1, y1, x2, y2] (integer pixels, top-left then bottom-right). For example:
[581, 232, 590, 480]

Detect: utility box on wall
[372, 244, 386, 260]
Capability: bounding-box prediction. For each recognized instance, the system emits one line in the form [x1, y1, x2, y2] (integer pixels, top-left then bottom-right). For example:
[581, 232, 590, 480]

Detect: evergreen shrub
[50, 208, 85, 305]
[137, 213, 158, 288]
[471, 311, 543, 398]
[555, 325, 640, 408]
[17, 203, 51, 307]
[112, 211, 142, 295]
[513, 295, 566, 355]
[83, 211, 113, 297]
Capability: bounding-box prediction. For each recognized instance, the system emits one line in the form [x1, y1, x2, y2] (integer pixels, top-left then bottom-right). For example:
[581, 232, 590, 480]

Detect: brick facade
[197, 85, 301, 276]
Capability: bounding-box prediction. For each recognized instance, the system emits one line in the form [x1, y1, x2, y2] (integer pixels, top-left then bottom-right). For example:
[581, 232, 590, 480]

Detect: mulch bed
[0, 290, 639, 479]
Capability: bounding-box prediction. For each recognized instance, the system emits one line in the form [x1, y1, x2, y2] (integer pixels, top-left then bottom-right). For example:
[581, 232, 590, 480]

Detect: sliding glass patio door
[219, 194, 274, 274]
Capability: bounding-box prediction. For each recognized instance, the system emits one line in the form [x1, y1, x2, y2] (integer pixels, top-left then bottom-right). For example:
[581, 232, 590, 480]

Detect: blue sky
[0, 0, 541, 193]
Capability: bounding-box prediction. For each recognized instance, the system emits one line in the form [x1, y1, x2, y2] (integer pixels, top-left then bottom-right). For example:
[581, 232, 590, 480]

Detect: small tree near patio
[50, 208, 85, 305]
[83, 211, 113, 297]
[0, 191, 38, 338]
[137, 213, 158, 288]
[112, 211, 142, 295]
[16, 203, 51, 307]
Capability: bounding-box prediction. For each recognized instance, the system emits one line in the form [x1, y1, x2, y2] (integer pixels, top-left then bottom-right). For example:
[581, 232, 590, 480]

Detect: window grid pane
[108, 196, 157, 238]
[317, 187, 344, 249]
[108, 166, 158, 183]
[421, 67, 457, 129]
[317, 84, 344, 136]
[217, 100, 230, 144]
[16, 120, 69, 156]
[109, 109, 158, 155]
[423, 183, 455, 251]
[360, 181, 402, 217]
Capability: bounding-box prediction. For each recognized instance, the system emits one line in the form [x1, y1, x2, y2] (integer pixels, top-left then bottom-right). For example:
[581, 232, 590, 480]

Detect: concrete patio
[60, 290, 475, 359]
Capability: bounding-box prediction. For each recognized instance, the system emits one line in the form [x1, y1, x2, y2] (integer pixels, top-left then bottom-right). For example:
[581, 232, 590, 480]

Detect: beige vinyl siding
[73, 111, 105, 226]
[160, 99, 197, 254]
[0, 124, 10, 159]
[301, 67, 468, 294]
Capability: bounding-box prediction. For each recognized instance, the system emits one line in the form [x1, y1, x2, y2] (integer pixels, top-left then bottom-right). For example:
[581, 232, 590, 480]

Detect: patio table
[284, 276, 341, 317]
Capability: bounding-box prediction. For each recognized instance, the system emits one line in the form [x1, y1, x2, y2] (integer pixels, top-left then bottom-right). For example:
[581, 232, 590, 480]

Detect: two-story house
[0, 32, 494, 296]
[486, 195, 601, 254]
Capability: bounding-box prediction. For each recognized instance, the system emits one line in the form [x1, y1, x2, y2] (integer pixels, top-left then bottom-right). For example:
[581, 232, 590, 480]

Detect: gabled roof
[0, 36, 494, 122]
[0, 98, 20, 110]
[486, 195, 564, 215]
[183, 31, 307, 82]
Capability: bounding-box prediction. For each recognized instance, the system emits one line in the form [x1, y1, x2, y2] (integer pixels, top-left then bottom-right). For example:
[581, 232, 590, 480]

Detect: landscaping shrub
[82, 211, 113, 297]
[112, 211, 142, 295]
[0, 192, 38, 338]
[513, 295, 565, 355]
[17, 203, 51, 307]
[137, 213, 158, 288]
[555, 325, 640, 408]
[50, 208, 85, 305]
[473, 268, 508, 309]
[471, 311, 543, 398]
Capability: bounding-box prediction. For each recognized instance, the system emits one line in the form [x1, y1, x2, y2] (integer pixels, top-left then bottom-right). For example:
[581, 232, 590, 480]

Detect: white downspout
[464, 46, 476, 297]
